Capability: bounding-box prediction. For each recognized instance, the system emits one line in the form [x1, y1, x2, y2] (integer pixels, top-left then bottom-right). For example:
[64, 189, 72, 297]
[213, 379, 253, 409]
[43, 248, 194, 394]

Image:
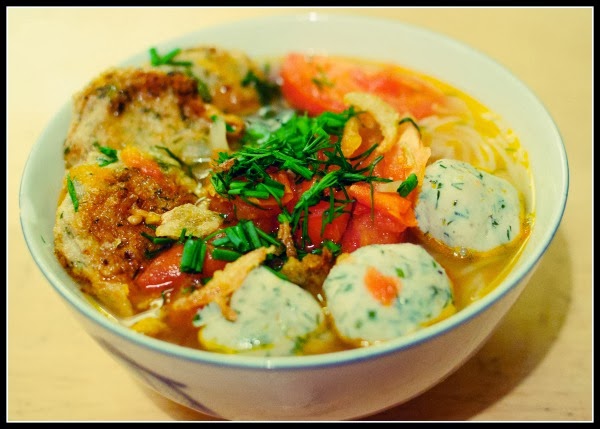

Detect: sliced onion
[209, 116, 229, 152]
[343, 92, 399, 154]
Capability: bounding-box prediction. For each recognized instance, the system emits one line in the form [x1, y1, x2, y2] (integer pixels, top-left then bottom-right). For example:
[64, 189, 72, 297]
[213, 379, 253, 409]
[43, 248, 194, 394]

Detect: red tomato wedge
[133, 243, 226, 294]
[340, 208, 410, 254]
[300, 200, 351, 248]
[133, 244, 198, 294]
[347, 182, 415, 225]
[245, 170, 295, 209]
[280, 53, 446, 119]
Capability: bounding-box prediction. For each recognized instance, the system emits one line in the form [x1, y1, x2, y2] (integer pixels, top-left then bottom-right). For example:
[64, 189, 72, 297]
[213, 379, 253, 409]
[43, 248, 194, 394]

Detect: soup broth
[54, 47, 533, 356]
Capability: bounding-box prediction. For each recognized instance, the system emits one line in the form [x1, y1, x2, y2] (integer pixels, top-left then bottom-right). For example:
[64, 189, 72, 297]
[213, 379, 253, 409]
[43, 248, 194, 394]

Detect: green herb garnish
[396, 173, 418, 197]
[155, 145, 194, 178]
[208, 219, 281, 254]
[398, 117, 421, 132]
[241, 70, 281, 105]
[212, 108, 393, 249]
[179, 220, 282, 274]
[66, 174, 79, 212]
[180, 238, 207, 273]
[148, 47, 211, 102]
[311, 67, 334, 90]
[93, 142, 118, 167]
[141, 232, 176, 245]
[211, 247, 243, 262]
[196, 78, 212, 103]
[313, 239, 342, 257]
[149, 47, 192, 67]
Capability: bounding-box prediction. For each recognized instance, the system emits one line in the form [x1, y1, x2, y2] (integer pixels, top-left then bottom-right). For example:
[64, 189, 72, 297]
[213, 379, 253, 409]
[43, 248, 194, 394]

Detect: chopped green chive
[66, 174, 79, 212]
[397, 173, 418, 197]
[180, 220, 282, 273]
[178, 228, 188, 243]
[180, 238, 207, 273]
[149, 47, 210, 102]
[149, 47, 191, 66]
[225, 225, 248, 252]
[321, 240, 342, 257]
[211, 103, 394, 254]
[93, 143, 118, 167]
[398, 117, 421, 132]
[243, 221, 263, 249]
[196, 78, 212, 102]
[141, 232, 176, 245]
[254, 227, 281, 247]
[212, 247, 243, 262]
[149, 47, 161, 66]
[155, 145, 194, 178]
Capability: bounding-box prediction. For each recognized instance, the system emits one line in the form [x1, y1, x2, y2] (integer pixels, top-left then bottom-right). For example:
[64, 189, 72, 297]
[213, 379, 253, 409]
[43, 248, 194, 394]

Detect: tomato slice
[294, 200, 351, 250]
[133, 243, 227, 295]
[133, 244, 200, 294]
[280, 53, 445, 119]
[280, 53, 351, 116]
[340, 209, 409, 254]
[347, 182, 415, 224]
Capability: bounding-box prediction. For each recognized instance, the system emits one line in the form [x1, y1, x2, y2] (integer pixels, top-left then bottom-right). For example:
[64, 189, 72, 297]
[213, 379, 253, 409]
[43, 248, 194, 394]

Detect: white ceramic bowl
[20, 13, 569, 421]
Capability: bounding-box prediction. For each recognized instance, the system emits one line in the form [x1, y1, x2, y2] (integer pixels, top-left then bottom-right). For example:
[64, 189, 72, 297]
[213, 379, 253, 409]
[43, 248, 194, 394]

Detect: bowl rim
[19, 11, 570, 370]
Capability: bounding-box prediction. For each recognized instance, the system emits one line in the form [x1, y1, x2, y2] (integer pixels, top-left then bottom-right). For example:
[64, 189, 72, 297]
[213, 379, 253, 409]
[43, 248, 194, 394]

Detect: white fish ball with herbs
[415, 159, 523, 253]
[323, 243, 455, 344]
[194, 266, 325, 357]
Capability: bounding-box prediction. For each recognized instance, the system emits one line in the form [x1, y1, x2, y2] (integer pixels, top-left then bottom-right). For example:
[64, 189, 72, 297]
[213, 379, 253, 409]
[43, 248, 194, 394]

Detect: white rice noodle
[420, 109, 533, 210]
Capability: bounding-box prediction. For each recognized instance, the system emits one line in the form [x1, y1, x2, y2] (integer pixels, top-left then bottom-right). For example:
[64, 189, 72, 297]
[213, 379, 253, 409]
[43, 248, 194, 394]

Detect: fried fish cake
[54, 158, 198, 317]
[161, 45, 273, 115]
[63, 46, 271, 170]
[64, 67, 215, 169]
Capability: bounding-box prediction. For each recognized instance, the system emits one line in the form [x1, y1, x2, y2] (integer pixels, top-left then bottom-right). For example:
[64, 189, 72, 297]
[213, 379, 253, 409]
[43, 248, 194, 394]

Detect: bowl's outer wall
[20, 13, 568, 421]
[68, 272, 532, 421]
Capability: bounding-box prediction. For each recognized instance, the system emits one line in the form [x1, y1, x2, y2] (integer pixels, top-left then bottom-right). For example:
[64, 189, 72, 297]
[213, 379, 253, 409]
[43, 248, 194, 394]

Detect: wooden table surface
[7, 7, 592, 422]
